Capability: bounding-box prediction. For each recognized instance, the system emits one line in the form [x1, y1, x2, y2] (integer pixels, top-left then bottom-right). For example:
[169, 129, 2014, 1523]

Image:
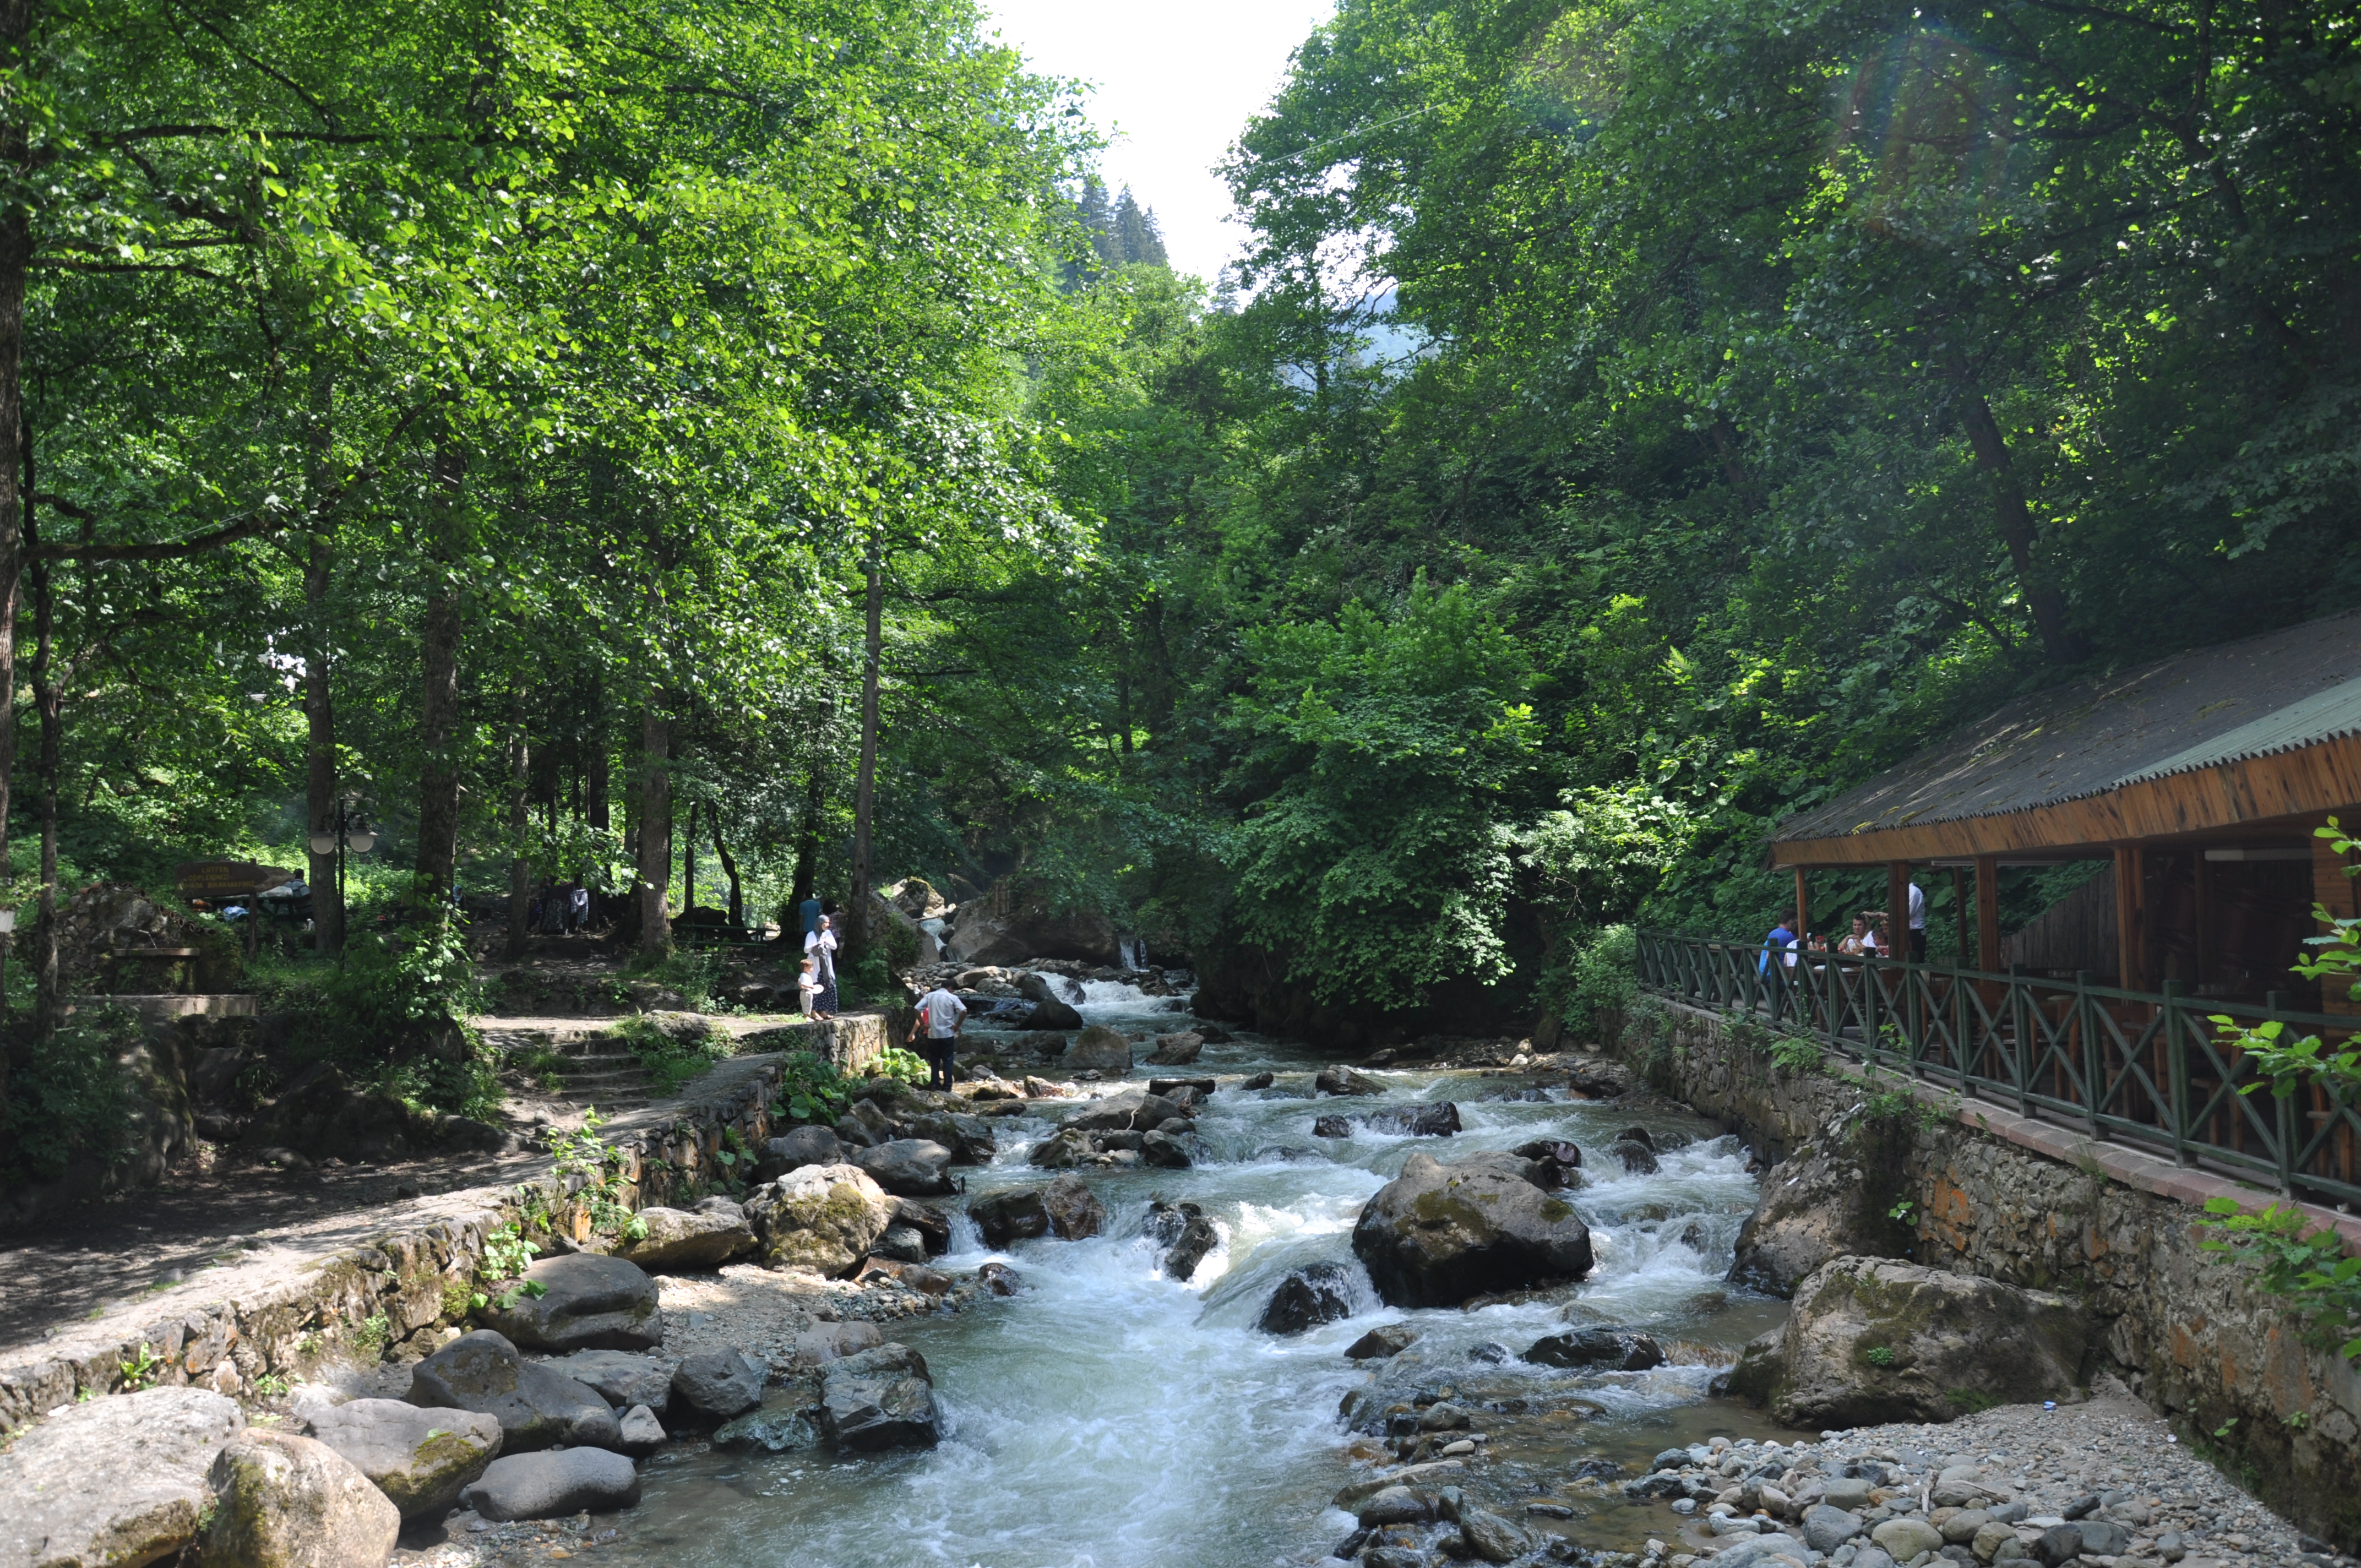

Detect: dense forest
[1, 0, 2355, 1158]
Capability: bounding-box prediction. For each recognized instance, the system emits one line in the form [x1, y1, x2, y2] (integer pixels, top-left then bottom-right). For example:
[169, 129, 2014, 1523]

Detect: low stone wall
[0, 1014, 890, 1436]
[1611, 998, 2361, 1550]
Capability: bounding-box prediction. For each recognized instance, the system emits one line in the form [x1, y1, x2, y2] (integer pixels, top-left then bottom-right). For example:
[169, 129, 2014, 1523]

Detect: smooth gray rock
[850, 1138, 958, 1197]
[1709, 1534, 1808, 1565]
[458, 1450, 641, 1522]
[0, 1386, 244, 1568]
[1524, 1326, 1664, 1371]
[2074, 1518, 2129, 1555]
[1356, 1485, 1429, 1526]
[201, 1430, 400, 1568]
[1062, 1023, 1131, 1072]
[669, 1349, 765, 1421]
[1455, 1506, 1533, 1564]
[614, 1405, 665, 1457]
[873, 1222, 930, 1263]
[818, 1343, 939, 1451]
[303, 1397, 502, 1521]
[477, 1253, 661, 1351]
[1345, 1325, 1418, 1360]
[406, 1330, 622, 1453]
[758, 1124, 845, 1178]
[792, 1320, 884, 1368]
[1315, 1066, 1382, 1097]
[613, 1206, 753, 1271]
[712, 1396, 821, 1453]
[541, 1351, 673, 1414]
[1801, 1503, 1866, 1553]
[1350, 1149, 1595, 1308]
[1140, 1129, 1192, 1168]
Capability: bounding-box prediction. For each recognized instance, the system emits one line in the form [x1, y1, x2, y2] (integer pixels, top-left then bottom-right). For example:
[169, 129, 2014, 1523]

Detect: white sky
[984, 0, 1339, 286]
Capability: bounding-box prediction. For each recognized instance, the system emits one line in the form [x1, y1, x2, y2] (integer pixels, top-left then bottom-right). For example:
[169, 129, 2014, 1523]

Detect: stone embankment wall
[1613, 998, 2361, 1551]
[0, 1014, 889, 1436]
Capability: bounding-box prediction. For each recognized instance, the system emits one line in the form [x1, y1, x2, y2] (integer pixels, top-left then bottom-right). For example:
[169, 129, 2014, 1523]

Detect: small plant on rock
[1862, 1344, 1896, 1368]
[353, 1311, 391, 1357]
[873, 1044, 930, 1085]
[771, 1052, 854, 1125]
[2195, 1198, 2361, 1363]
[118, 1342, 162, 1390]
[473, 1222, 548, 1310]
[542, 1110, 647, 1242]
[1768, 1032, 1824, 1076]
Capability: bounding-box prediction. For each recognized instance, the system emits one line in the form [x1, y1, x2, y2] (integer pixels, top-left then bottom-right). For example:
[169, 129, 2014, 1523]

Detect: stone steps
[484, 1022, 655, 1107]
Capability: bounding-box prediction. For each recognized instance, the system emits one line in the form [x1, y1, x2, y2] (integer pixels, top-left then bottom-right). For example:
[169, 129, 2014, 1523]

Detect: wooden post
[2114, 843, 2147, 992]
[2191, 850, 2212, 990]
[1976, 854, 2001, 971]
[1793, 867, 1809, 942]
[1886, 861, 1910, 957]
[1951, 867, 1969, 964]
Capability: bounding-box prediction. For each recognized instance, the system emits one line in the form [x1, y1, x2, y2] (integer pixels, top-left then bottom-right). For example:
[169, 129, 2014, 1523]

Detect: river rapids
[615, 982, 1789, 1567]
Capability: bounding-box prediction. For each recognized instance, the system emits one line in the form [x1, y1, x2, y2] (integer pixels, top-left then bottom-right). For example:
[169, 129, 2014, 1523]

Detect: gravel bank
[1625, 1393, 2353, 1568]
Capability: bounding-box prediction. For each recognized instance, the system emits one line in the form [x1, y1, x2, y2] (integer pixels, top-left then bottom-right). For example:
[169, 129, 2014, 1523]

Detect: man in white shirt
[1906, 880, 1927, 961]
[907, 984, 968, 1090]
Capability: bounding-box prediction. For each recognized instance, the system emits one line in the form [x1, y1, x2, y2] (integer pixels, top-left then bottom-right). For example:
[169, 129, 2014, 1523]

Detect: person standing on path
[798, 894, 823, 938]
[804, 913, 840, 1020]
[907, 982, 967, 1091]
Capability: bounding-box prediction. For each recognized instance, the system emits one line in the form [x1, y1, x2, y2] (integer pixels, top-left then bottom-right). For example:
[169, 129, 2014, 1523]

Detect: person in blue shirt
[1760, 916, 1799, 1022]
[798, 895, 823, 938]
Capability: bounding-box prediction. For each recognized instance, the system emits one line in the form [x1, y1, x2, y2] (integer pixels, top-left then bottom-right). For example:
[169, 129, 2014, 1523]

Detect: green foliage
[872, 1045, 931, 1085]
[352, 1312, 391, 1359]
[1769, 1033, 1825, 1077]
[540, 1111, 646, 1243]
[0, 1006, 135, 1185]
[2197, 1198, 2361, 1363]
[117, 1343, 163, 1392]
[1537, 923, 1639, 1044]
[608, 1016, 732, 1097]
[772, 1052, 856, 1126]
[1862, 1345, 1896, 1368]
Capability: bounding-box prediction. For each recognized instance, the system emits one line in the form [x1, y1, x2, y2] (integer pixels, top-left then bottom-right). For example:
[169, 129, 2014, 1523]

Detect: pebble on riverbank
[1610, 1394, 2353, 1568]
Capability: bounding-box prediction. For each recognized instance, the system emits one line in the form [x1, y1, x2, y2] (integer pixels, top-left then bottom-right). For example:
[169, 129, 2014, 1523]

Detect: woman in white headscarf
[803, 911, 840, 1019]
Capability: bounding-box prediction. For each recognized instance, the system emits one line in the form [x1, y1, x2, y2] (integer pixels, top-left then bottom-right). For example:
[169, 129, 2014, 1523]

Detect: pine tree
[1112, 188, 1168, 265]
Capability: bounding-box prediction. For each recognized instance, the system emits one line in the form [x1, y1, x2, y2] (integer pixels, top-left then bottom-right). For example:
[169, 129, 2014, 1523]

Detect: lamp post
[309, 798, 377, 962]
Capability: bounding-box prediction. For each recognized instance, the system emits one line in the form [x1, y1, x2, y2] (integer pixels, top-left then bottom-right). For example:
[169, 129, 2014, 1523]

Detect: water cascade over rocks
[602, 983, 1787, 1567]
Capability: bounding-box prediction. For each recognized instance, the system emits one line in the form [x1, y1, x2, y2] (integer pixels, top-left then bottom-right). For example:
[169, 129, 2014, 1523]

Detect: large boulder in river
[478, 1253, 661, 1351]
[0, 1386, 244, 1568]
[669, 1349, 765, 1422]
[406, 1330, 622, 1452]
[1350, 1150, 1595, 1308]
[1525, 1327, 1664, 1372]
[1724, 1255, 2092, 1427]
[202, 1430, 400, 1568]
[969, 1186, 1051, 1246]
[1063, 1088, 1183, 1132]
[850, 1137, 958, 1196]
[540, 1351, 674, 1414]
[818, 1343, 940, 1451]
[1064, 1023, 1132, 1074]
[1015, 972, 1085, 1030]
[1729, 1144, 1908, 1296]
[614, 1205, 754, 1271]
[1315, 1066, 1382, 1096]
[459, 1450, 641, 1522]
[1041, 1173, 1107, 1238]
[1258, 1261, 1357, 1335]
[1314, 1103, 1461, 1139]
[303, 1397, 503, 1520]
[744, 1162, 895, 1274]
[757, 1124, 845, 1179]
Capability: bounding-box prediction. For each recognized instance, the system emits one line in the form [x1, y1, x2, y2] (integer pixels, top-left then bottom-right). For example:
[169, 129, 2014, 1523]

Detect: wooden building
[1766, 609, 2361, 1011]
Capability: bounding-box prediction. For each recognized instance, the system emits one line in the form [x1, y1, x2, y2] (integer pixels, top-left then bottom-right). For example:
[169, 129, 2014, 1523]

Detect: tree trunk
[682, 797, 697, 917]
[848, 536, 882, 956]
[303, 529, 342, 954]
[28, 530, 57, 1038]
[790, 764, 822, 907]
[505, 689, 529, 958]
[635, 703, 671, 955]
[585, 688, 610, 833]
[414, 443, 469, 905]
[1954, 377, 2082, 665]
[712, 815, 742, 929]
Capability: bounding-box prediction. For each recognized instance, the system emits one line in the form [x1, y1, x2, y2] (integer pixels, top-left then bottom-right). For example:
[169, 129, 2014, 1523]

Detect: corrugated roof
[1769, 608, 2361, 845]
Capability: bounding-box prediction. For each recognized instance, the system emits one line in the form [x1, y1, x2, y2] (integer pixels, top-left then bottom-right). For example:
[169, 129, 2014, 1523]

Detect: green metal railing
[1634, 929, 2361, 1208]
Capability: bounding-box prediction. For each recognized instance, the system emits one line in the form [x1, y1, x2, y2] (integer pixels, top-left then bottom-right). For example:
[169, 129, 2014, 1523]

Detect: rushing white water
[615, 989, 1782, 1568]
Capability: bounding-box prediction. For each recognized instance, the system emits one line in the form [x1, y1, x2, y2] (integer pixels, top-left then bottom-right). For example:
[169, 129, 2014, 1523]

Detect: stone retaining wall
[0, 1014, 890, 1436]
[1612, 998, 2361, 1550]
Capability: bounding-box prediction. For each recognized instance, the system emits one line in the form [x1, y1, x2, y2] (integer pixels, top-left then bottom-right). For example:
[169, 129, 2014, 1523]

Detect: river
[618, 981, 1789, 1567]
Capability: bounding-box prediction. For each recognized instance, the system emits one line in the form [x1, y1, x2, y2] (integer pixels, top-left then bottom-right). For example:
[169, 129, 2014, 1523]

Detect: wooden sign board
[175, 859, 296, 899]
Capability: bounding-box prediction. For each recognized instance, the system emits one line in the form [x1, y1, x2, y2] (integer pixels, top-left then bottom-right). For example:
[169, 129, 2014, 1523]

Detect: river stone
[1820, 1477, 1874, 1510]
[1028, 1128, 1096, 1168]
[303, 1397, 503, 1521]
[1724, 1255, 2091, 1427]
[1315, 1103, 1462, 1139]
[873, 1222, 929, 1263]
[202, 1430, 399, 1568]
[1148, 1200, 1221, 1280]
[1871, 1517, 1945, 1560]
[541, 1351, 673, 1414]
[406, 1330, 621, 1453]
[1455, 1506, 1535, 1565]
[758, 1124, 845, 1178]
[615, 1406, 665, 1456]
[1332, 1461, 1465, 1510]
[1350, 1149, 1596, 1308]
[2073, 1518, 2129, 1555]
[613, 1205, 753, 1271]
[1257, 1261, 1356, 1334]
[1709, 1536, 1809, 1565]
[1729, 1144, 1903, 1296]
[1524, 1327, 1664, 1371]
[1141, 1129, 1192, 1168]
[818, 1343, 939, 1451]
[458, 1450, 641, 1522]
[1940, 1507, 1990, 1543]
[478, 1253, 661, 1351]
[670, 1349, 765, 1421]
[1149, 1077, 1217, 1096]
[1345, 1325, 1418, 1359]
[969, 1187, 1052, 1246]
[1315, 1066, 1381, 1096]
[744, 1162, 895, 1274]
[907, 1111, 995, 1164]
[1607, 1137, 1660, 1174]
[0, 1386, 244, 1568]
[712, 1396, 820, 1453]
[793, 1320, 885, 1367]
[1063, 1023, 1131, 1071]
[1063, 1091, 1184, 1132]
[1143, 1032, 1203, 1066]
[1801, 1503, 1866, 1553]
[1355, 1486, 1430, 1526]
[850, 1138, 958, 1197]
[1042, 1173, 1107, 1239]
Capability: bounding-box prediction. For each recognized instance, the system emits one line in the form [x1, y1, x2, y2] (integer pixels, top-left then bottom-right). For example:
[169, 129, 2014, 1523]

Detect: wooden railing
[1633, 929, 2361, 1207]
